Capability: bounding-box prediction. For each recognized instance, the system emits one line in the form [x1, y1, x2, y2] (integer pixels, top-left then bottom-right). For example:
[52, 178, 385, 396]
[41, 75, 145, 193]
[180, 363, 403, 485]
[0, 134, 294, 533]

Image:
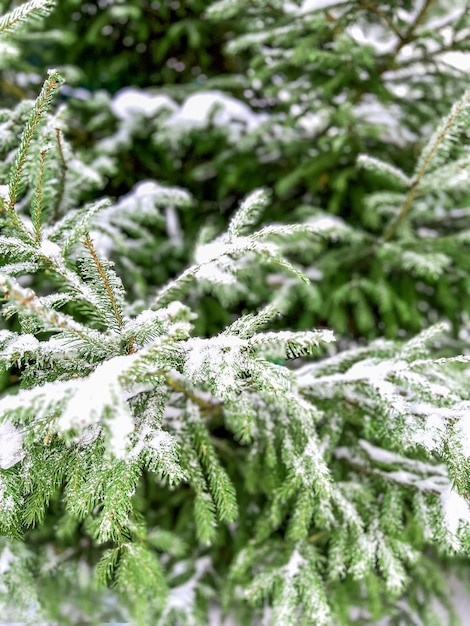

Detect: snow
[91, 180, 191, 256]
[164, 91, 267, 141]
[58, 354, 138, 458]
[440, 486, 470, 540]
[438, 51, 470, 72]
[0, 421, 25, 469]
[0, 185, 9, 204]
[183, 335, 245, 396]
[285, 547, 304, 578]
[165, 205, 183, 246]
[166, 557, 212, 611]
[353, 97, 418, 146]
[117, 180, 191, 212]
[194, 240, 230, 265]
[39, 239, 62, 260]
[0, 546, 15, 576]
[347, 23, 399, 56]
[110, 87, 177, 121]
[284, 0, 349, 14]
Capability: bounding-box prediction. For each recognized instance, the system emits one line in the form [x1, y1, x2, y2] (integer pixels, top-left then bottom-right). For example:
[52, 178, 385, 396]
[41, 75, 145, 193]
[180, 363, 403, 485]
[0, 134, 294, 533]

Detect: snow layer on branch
[0, 546, 15, 576]
[164, 91, 267, 142]
[110, 87, 177, 121]
[166, 556, 212, 612]
[0, 421, 25, 469]
[440, 487, 470, 541]
[57, 354, 138, 457]
[347, 23, 399, 55]
[91, 180, 191, 256]
[284, 0, 349, 14]
[183, 335, 245, 396]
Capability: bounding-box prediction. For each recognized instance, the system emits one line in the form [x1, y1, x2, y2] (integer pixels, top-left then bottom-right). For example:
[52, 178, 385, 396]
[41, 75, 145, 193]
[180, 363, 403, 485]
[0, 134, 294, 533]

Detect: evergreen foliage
[1, 1, 470, 624]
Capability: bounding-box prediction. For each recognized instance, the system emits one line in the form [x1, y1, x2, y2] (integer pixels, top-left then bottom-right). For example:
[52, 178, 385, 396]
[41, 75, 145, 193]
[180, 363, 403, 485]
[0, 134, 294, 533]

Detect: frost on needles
[1, 1, 470, 625]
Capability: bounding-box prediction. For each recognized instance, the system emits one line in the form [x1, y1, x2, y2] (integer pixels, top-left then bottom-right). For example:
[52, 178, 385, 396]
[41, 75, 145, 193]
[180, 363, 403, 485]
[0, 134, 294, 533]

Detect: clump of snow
[111, 87, 177, 121]
[440, 486, 470, 542]
[284, 0, 349, 13]
[166, 556, 212, 612]
[284, 547, 304, 578]
[0, 546, 15, 576]
[117, 180, 191, 213]
[163, 91, 267, 142]
[353, 97, 418, 146]
[39, 239, 62, 261]
[91, 180, 191, 257]
[0, 186, 9, 204]
[438, 51, 470, 72]
[58, 354, 137, 458]
[194, 240, 230, 265]
[347, 23, 399, 55]
[183, 335, 245, 397]
[0, 421, 25, 469]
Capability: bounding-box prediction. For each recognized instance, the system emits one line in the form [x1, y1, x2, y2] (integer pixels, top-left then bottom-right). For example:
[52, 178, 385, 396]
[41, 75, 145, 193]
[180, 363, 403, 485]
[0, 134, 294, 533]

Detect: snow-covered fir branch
[1, 1, 470, 624]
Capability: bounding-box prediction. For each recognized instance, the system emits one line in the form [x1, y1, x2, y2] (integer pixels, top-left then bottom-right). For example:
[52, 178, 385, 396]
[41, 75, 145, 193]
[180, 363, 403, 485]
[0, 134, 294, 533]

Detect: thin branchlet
[83, 235, 124, 331]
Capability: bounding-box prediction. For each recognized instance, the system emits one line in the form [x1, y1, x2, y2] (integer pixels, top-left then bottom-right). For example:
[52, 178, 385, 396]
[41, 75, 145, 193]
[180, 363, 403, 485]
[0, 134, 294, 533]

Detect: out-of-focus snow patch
[0, 421, 25, 469]
[372, 574, 470, 625]
[91, 180, 191, 256]
[347, 23, 399, 55]
[353, 97, 418, 146]
[440, 486, 470, 540]
[284, 0, 349, 13]
[163, 91, 267, 142]
[209, 605, 239, 625]
[111, 87, 177, 121]
[438, 51, 470, 72]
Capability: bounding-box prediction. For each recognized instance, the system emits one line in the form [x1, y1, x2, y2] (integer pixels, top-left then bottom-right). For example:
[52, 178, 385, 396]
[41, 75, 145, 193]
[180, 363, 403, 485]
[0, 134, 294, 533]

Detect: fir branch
[358, 0, 403, 40]
[227, 188, 270, 238]
[0, 273, 105, 349]
[83, 235, 125, 332]
[31, 149, 48, 243]
[247, 329, 335, 360]
[7, 69, 63, 230]
[383, 90, 470, 242]
[52, 127, 67, 223]
[49, 198, 112, 252]
[0, 0, 55, 38]
[164, 370, 223, 415]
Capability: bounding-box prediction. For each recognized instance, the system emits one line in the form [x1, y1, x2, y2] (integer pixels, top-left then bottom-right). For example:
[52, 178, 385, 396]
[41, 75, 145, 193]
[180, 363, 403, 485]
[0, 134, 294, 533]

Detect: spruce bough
[1, 1, 470, 624]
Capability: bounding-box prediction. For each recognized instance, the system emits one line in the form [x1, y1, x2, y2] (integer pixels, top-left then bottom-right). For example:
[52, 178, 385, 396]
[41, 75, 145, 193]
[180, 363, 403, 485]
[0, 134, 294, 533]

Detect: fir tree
[1, 1, 470, 625]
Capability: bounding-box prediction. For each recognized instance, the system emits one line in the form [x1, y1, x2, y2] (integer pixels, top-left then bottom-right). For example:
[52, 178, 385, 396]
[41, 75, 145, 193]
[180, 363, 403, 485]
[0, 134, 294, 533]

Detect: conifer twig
[8, 70, 62, 218]
[382, 91, 470, 242]
[32, 149, 48, 243]
[83, 236, 124, 331]
[53, 128, 68, 223]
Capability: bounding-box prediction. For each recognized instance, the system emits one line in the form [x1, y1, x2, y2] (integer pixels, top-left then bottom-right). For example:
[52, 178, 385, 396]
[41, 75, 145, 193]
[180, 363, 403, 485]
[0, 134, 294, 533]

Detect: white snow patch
[166, 557, 212, 611]
[353, 97, 418, 146]
[195, 240, 230, 265]
[39, 239, 62, 261]
[183, 335, 245, 396]
[0, 185, 9, 204]
[0, 546, 15, 575]
[164, 91, 267, 141]
[347, 23, 399, 55]
[0, 421, 25, 469]
[285, 547, 304, 578]
[111, 87, 177, 121]
[284, 0, 349, 14]
[58, 354, 137, 458]
[440, 486, 470, 540]
[438, 51, 470, 72]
